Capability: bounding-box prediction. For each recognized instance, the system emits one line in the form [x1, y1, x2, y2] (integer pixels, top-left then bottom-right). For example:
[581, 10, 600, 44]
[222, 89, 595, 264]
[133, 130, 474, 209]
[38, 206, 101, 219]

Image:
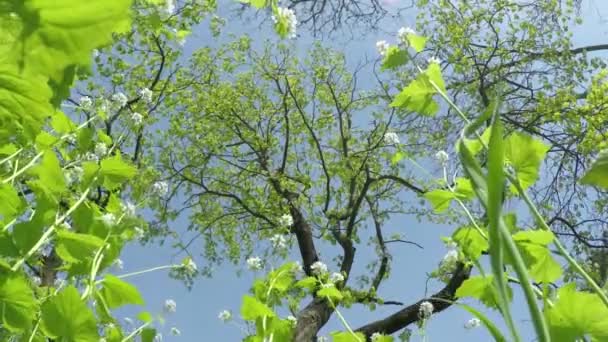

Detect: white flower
[100, 213, 116, 226]
[371, 332, 383, 341]
[111, 92, 128, 107]
[442, 249, 459, 264]
[92, 49, 100, 58]
[383, 132, 400, 145]
[464, 317, 481, 329]
[170, 327, 181, 336]
[286, 315, 297, 324]
[445, 238, 458, 250]
[310, 261, 328, 276]
[218, 310, 232, 322]
[84, 152, 99, 163]
[79, 96, 93, 109]
[397, 26, 416, 43]
[419, 301, 434, 318]
[272, 7, 298, 39]
[134, 226, 145, 239]
[292, 261, 304, 274]
[154, 333, 163, 342]
[278, 213, 294, 227]
[270, 234, 287, 249]
[317, 337, 328, 342]
[164, 299, 177, 313]
[131, 112, 144, 126]
[122, 201, 136, 217]
[184, 258, 198, 274]
[321, 282, 334, 289]
[329, 272, 344, 284]
[163, 0, 175, 16]
[65, 133, 77, 144]
[139, 88, 153, 103]
[95, 142, 108, 157]
[65, 166, 83, 186]
[32, 276, 41, 286]
[124, 317, 134, 326]
[59, 222, 72, 230]
[435, 150, 449, 166]
[113, 258, 124, 270]
[246, 256, 263, 271]
[152, 181, 169, 196]
[428, 56, 441, 65]
[376, 40, 390, 56]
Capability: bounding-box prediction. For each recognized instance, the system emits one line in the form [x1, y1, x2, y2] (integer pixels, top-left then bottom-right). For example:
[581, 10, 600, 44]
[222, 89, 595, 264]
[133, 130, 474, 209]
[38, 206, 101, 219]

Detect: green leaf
[30, 150, 66, 199]
[512, 230, 562, 283]
[456, 275, 511, 309]
[140, 328, 157, 342]
[40, 286, 99, 341]
[0, 272, 38, 332]
[391, 150, 406, 165]
[454, 177, 475, 200]
[546, 284, 608, 342]
[406, 34, 427, 52]
[294, 276, 318, 290]
[390, 71, 439, 116]
[137, 311, 153, 323]
[99, 274, 144, 309]
[424, 189, 455, 213]
[51, 111, 76, 134]
[504, 132, 550, 192]
[0, 183, 25, 223]
[580, 149, 608, 189]
[99, 155, 137, 190]
[459, 127, 492, 156]
[425, 62, 446, 93]
[241, 295, 275, 321]
[55, 230, 105, 264]
[316, 285, 343, 302]
[381, 46, 408, 70]
[330, 331, 366, 342]
[267, 262, 295, 294]
[452, 226, 488, 260]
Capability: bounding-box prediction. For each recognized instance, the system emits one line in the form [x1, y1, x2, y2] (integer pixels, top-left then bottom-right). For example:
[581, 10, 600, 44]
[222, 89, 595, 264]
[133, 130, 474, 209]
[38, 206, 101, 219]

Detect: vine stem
[110, 264, 179, 281]
[121, 321, 151, 342]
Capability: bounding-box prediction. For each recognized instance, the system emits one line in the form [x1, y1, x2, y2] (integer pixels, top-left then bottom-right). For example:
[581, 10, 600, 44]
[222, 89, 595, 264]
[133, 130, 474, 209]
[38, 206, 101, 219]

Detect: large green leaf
[452, 226, 488, 260]
[330, 331, 367, 342]
[580, 149, 608, 189]
[99, 155, 137, 190]
[390, 63, 445, 116]
[30, 150, 66, 198]
[55, 230, 105, 264]
[504, 132, 550, 192]
[0, 183, 25, 223]
[0, 272, 38, 332]
[241, 295, 274, 321]
[546, 283, 608, 342]
[381, 46, 408, 70]
[99, 274, 144, 309]
[40, 285, 99, 341]
[511, 230, 562, 283]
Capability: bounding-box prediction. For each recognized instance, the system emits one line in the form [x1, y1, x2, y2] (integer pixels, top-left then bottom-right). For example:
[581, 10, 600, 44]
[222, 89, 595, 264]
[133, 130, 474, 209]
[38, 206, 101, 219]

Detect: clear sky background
[113, 1, 608, 341]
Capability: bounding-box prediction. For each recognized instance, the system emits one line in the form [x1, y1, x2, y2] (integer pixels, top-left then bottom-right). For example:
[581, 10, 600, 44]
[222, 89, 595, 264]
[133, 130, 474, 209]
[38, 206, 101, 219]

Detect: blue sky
[114, 1, 608, 341]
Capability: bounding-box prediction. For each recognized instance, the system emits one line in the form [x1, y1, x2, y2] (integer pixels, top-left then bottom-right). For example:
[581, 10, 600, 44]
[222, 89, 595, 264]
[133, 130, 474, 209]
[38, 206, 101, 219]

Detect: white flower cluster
[64, 166, 83, 186]
[286, 315, 297, 325]
[376, 40, 390, 56]
[436, 242, 460, 282]
[464, 317, 481, 329]
[170, 327, 181, 336]
[134, 226, 145, 239]
[270, 234, 288, 249]
[164, 299, 177, 313]
[272, 7, 298, 39]
[246, 256, 263, 271]
[428, 56, 441, 65]
[79, 96, 93, 110]
[279, 213, 294, 227]
[131, 112, 144, 126]
[397, 26, 416, 44]
[84, 152, 98, 163]
[383, 131, 400, 145]
[435, 150, 449, 166]
[329, 272, 344, 284]
[218, 310, 232, 322]
[113, 258, 124, 270]
[419, 300, 434, 319]
[111, 92, 128, 108]
[100, 213, 116, 227]
[122, 201, 136, 217]
[310, 261, 328, 275]
[162, 0, 176, 16]
[94, 142, 108, 158]
[152, 181, 169, 197]
[371, 332, 383, 341]
[139, 87, 153, 103]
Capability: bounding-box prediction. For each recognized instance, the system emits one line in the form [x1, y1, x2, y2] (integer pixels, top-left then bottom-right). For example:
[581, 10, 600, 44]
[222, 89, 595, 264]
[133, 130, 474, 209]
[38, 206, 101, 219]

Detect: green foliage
[456, 275, 511, 309]
[580, 149, 608, 188]
[40, 286, 99, 341]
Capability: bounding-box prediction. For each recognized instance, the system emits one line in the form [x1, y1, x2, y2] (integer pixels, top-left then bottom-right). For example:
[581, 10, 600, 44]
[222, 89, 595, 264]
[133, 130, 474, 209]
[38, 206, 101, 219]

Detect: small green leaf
[40, 286, 99, 341]
[140, 328, 157, 342]
[331, 331, 366, 342]
[55, 230, 105, 264]
[381, 46, 408, 70]
[51, 111, 77, 134]
[504, 132, 550, 192]
[580, 149, 608, 189]
[0, 183, 25, 223]
[99, 274, 145, 309]
[137, 311, 153, 323]
[316, 285, 343, 302]
[30, 150, 66, 198]
[294, 276, 318, 290]
[456, 275, 511, 309]
[406, 34, 427, 52]
[452, 226, 488, 260]
[424, 189, 455, 213]
[241, 295, 275, 321]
